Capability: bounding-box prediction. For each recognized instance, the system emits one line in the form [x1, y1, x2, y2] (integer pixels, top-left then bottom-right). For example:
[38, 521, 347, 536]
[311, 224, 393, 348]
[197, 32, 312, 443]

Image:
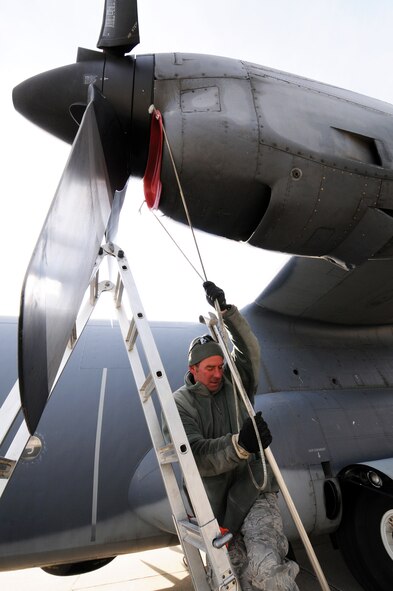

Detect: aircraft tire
[41, 556, 115, 576]
[336, 487, 393, 591]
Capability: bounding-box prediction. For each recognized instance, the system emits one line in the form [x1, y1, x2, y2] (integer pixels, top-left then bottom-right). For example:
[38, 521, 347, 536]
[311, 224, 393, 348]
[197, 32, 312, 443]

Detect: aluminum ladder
[107, 243, 238, 591]
[0, 242, 239, 590]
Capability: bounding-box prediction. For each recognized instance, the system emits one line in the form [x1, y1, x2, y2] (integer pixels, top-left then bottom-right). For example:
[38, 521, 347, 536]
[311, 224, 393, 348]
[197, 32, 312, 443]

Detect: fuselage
[1, 303, 392, 570]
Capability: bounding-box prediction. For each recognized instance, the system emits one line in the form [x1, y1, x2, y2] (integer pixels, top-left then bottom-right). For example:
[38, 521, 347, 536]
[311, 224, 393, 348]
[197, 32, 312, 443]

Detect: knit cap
[188, 335, 223, 366]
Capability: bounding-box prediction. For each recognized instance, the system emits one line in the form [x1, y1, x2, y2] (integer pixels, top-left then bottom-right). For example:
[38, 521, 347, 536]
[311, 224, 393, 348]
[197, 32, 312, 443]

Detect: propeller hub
[12, 52, 154, 180]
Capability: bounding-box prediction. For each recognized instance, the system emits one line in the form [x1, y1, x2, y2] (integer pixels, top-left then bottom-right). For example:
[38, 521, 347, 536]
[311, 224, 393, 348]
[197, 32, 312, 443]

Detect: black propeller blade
[97, 0, 139, 54]
[15, 0, 154, 433]
[18, 85, 126, 434]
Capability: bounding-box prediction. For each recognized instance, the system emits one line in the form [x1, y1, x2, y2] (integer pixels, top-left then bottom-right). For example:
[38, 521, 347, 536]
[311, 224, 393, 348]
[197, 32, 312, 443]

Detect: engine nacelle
[155, 54, 393, 269]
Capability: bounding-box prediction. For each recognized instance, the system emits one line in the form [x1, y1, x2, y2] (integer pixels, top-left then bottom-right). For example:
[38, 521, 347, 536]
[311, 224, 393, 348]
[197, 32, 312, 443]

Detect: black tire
[336, 487, 393, 591]
[41, 556, 115, 576]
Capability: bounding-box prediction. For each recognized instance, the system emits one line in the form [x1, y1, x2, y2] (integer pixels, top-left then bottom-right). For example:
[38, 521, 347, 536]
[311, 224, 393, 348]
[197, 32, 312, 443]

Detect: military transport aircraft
[1, 1, 393, 590]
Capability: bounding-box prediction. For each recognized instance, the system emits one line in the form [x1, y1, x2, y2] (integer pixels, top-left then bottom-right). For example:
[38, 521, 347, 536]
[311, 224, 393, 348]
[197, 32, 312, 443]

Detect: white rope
[212, 302, 268, 491]
[147, 104, 330, 591]
[148, 105, 269, 489]
[151, 210, 205, 281]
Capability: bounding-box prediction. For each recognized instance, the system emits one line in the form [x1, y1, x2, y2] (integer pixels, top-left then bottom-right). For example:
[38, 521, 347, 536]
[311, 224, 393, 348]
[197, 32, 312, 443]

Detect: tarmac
[0, 536, 364, 591]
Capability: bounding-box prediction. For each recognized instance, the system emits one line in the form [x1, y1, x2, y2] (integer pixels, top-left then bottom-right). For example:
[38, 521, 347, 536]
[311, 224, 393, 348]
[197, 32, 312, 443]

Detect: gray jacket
[164, 305, 277, 532]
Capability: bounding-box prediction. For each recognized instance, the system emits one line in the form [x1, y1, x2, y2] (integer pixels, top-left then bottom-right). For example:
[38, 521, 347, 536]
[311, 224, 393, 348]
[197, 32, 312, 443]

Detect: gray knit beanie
[188, 335, 223, 366]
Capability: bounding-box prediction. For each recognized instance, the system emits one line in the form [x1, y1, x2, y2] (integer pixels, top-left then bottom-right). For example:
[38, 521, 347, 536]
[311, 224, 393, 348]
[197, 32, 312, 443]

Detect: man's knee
[248, 552, 299, 591]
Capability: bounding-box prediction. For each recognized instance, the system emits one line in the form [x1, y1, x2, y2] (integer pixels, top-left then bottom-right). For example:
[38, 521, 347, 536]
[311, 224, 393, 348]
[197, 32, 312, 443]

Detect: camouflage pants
[228, 493, 300, 591]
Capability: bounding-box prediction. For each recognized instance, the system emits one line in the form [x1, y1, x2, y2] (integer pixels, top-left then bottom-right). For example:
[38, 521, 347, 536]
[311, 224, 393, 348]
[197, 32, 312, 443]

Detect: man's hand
[203, 281, 229, 311]
[238, 411, 272, 452]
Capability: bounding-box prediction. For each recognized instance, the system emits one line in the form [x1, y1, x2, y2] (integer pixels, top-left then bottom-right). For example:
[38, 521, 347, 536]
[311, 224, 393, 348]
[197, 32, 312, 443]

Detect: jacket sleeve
[175, 395, 247, 477]
[223, 306, 260, 403]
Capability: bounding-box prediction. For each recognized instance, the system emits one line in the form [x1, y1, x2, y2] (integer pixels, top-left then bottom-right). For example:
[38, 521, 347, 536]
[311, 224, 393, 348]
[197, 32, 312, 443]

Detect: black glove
[238, 411, 272, 452]
[203, 281, 229, 311]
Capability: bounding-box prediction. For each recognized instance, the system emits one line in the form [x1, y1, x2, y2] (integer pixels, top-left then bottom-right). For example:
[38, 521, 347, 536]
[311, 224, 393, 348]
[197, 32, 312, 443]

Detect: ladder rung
[0, 458, 16, 479]
[140, 373, 155, 402]
[68, 323, 77, 349]
[178, 519, 205, 551]
[218, 572, 237, 590]
[178, 519, 233, 551]
[115, 274, 124, 307]
[157, 443, 178, 464]
[126, 318, 138, 350]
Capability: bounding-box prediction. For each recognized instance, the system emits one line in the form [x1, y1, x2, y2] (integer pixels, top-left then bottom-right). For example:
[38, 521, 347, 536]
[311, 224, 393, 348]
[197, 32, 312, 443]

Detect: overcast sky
[2, 0, 393, 321]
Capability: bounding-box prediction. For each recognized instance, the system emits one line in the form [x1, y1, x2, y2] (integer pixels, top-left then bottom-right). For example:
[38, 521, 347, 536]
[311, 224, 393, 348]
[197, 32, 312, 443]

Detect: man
[164, 282, 299, 591]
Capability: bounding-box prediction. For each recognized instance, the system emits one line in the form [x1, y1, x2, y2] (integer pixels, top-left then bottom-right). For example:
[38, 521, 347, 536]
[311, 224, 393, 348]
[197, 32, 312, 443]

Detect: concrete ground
[0, 537, 364, 591]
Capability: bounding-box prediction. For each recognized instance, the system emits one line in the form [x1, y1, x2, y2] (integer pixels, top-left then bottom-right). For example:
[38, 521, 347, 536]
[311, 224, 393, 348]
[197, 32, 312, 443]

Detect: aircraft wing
[256, 256, 393, 326]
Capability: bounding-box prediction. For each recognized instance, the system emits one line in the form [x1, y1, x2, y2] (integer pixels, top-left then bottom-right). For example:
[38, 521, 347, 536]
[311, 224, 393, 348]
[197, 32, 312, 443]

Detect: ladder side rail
[113, 249, 238, 590]
[116, 304, 190, 518]
[0, 420, 30, 496]
[0, 265, 110, 450]
[0, 276, 110, 500]
[54, 279, 112, 387]
[172, 521, 213, 591]
[0, 252, 107, 449]
[0, 382, 22, 446]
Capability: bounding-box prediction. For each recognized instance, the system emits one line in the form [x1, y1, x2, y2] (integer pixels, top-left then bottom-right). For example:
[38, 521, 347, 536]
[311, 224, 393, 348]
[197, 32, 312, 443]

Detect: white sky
[2, 0, 393, 321]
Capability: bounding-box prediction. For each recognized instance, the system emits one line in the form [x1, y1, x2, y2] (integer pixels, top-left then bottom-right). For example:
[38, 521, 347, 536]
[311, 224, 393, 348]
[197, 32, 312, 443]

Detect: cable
[147, 105, 329, 591]
[149, 104, 268, 487]
[151, 210, 205, 282]
[212, 302, 268, 491]
[149, 105, 208, 282]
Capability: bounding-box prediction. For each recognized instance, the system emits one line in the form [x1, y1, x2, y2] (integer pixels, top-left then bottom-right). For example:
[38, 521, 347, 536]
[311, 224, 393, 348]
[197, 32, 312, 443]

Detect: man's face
[189, 355, 224, 393]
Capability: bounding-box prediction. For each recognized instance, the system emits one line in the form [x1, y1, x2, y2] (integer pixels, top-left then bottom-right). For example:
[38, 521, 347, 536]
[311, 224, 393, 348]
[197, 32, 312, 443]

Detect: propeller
[15, 0, 154, 434]
[97, 0, 140, 54]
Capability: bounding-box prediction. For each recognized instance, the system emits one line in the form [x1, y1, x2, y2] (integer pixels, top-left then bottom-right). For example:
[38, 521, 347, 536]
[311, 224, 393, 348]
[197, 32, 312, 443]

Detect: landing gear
[336, 487, 393, 591]
[380, 508, 393, 560]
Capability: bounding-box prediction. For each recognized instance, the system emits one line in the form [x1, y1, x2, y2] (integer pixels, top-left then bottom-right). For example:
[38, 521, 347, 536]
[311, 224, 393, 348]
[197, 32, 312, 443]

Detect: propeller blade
[18, 85, 126, 434]
[97, 0, 139, 54]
